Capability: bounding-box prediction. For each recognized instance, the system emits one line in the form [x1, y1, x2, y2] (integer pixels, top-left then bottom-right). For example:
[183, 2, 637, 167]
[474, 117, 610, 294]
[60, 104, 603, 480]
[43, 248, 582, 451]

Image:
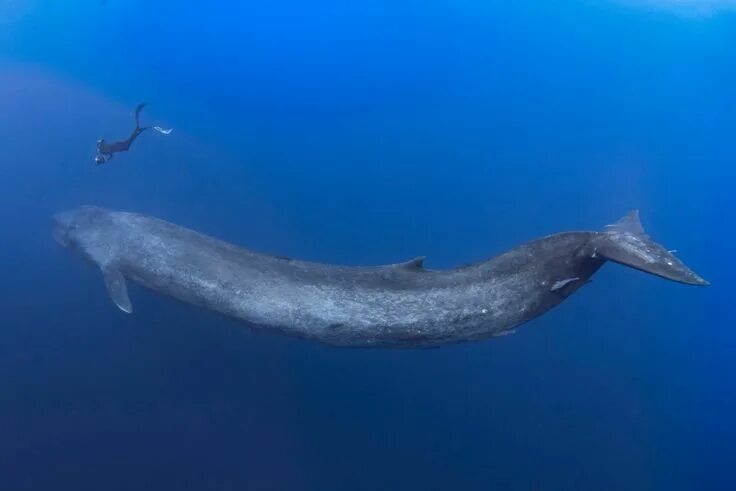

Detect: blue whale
[54, 206, 707, 348]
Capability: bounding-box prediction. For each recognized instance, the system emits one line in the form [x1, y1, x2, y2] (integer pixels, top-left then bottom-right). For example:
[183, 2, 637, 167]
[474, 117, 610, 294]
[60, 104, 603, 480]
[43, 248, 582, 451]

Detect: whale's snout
[52, 205, 107, 250]
[53, 210, 75, 228]
[53, 209, 77, 248]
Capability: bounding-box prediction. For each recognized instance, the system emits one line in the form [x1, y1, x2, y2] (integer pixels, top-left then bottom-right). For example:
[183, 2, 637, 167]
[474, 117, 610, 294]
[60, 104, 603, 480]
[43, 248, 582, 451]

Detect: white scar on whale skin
[53, 206, 708, 348]
[550, 277, 580, 292]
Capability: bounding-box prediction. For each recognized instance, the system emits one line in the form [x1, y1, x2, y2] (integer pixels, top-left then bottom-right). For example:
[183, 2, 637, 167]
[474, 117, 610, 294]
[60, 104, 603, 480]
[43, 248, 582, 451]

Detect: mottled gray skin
[53, 206, 707, 348]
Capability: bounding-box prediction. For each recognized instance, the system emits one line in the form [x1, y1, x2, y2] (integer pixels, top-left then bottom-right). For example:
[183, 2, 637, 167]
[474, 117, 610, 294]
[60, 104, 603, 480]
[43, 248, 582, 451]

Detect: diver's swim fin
[591, 210, 708, 286]
[102, 266, 133, 313]
[134, 102, 146, 129]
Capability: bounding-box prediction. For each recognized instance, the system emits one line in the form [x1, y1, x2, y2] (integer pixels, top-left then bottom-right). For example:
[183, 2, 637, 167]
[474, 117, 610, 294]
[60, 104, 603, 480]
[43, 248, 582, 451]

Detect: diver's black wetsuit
[95, 103, 148, 165]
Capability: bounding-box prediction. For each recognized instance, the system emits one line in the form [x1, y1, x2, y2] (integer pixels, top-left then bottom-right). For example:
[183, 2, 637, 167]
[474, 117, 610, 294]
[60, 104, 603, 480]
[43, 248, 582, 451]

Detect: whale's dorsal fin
[394, 256, 426, 271]
[604, 209, 646, 236]
[102, 266, 133, 313]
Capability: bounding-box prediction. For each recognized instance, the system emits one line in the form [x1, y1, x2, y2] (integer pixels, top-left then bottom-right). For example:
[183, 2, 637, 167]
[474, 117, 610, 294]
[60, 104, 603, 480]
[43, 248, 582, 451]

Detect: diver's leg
[119, 126, 147, 151]
[129, 126, 147, 144]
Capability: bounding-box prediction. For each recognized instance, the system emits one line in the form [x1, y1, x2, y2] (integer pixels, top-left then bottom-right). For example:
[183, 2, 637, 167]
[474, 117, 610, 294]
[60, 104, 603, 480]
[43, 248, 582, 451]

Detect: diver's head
[95, 154, 106, 165]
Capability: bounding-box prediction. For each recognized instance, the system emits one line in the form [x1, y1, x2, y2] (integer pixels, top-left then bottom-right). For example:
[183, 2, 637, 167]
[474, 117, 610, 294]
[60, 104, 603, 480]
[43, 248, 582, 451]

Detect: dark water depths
[0, 1, 733, 489]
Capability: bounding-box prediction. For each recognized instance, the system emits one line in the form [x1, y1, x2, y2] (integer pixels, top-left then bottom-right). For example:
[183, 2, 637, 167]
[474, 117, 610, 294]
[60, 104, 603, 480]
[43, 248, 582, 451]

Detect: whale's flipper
[592, 210, 708, 286]
[102, 266, 133, 313]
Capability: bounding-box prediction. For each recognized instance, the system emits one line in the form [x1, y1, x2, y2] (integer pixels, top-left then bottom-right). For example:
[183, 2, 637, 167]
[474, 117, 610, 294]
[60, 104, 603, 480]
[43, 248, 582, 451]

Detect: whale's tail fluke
[590, 210, 708, 286]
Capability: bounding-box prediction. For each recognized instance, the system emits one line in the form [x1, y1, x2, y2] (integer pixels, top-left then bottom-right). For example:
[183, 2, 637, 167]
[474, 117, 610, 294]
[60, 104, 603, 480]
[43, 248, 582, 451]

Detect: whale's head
[53, 205, 109, 256]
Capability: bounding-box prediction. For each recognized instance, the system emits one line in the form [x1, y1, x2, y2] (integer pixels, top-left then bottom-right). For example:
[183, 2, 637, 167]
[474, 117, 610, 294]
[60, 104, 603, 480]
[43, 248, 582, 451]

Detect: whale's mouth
[52, 227, 64, 247]
[52, 210, 75, 248]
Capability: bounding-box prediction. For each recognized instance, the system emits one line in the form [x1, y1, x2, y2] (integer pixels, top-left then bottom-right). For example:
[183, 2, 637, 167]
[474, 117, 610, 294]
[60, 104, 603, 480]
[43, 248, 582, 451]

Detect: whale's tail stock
[587, 210, 709, 286]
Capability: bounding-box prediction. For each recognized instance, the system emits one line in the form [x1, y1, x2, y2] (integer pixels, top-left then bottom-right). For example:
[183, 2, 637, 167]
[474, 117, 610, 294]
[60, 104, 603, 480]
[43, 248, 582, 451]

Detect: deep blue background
[0, 1, 733, 489]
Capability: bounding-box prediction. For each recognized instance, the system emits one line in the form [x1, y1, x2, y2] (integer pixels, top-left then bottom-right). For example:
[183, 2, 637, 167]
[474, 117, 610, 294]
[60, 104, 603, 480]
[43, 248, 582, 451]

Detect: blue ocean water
[0, 0, 733, 489]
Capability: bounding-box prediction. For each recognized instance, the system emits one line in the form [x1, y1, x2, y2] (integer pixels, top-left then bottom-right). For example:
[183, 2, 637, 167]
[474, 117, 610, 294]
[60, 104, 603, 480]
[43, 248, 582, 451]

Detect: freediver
[95, 102, 173, 165]
[95, 102, 148, 165]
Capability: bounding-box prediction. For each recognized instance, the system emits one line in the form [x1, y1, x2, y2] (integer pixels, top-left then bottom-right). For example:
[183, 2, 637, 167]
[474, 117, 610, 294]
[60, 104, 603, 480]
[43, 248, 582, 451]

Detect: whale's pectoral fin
[593, 210, 708, 286]
[102, 267, 133, 313]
